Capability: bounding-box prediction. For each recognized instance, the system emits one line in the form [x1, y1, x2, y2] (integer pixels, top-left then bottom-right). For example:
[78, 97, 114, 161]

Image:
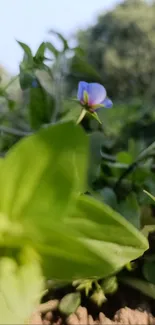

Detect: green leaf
[19, 67, 34, 90]
[117, 193, 140, 229]
[59, 292, 81, 315]
[28, 83, 55, 129]
[7, 99, 16, 111]
[99, 187, 118, 210]
[46, 42, 59, 57]
[0, 249, 44, 324]
[141, 225, 155, 238]
[60, 101, 81, 123]
[0, 122, 88, 243]
[18, 42, 34, 89]
[88, 111, 102, 124]
[119, 277, 155, 300]
[34, 42, 46, 63]
[116, 151, 133, 165]
[143, 189, 155, 202]
[101, 276, 118, 295]
[48, 30, 68, 51]
[61, 194, 148, 278]
[17, 41, 33, 64]
[143, 261, 155, 285]
[71, 56, 102, 82]
[0, 122, 148, 281]
[35, 69, 53, 95]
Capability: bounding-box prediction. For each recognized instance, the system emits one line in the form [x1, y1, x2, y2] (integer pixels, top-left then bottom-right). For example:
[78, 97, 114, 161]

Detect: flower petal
[77, 81, 89, 102]
[87, 83, 107, 106]
[102, 97, 113, 109]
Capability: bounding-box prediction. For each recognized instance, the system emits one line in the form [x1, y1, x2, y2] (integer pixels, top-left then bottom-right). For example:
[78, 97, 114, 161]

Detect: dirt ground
[32, 283, 155, 325]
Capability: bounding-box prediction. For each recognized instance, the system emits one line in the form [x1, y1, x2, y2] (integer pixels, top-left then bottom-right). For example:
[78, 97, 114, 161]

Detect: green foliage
[28, 82, 55, 129]
[68, 0, 155, 101]
[120, 276, 155, 300]
[143, 260, 155, 285]
[0, 121, 148, 282]
[1, 24, 155, 320]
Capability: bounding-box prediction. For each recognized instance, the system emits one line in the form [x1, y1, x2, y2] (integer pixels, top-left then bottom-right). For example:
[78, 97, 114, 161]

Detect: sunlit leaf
[0, 122, 88, 246]
[0, 249, 44, 324]
[57, 194, 148, 279]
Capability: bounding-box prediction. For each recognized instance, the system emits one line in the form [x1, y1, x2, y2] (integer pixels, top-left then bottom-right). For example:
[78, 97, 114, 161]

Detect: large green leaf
[0, 121, 148, 281]
[59, 194, 148, 278]
[0, 122, 88, 235]
[67, 195, 147, 249]
[39, 194, 147, 280]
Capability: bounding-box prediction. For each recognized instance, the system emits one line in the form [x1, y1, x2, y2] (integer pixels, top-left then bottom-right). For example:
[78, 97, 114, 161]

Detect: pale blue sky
[0, 0, 121, 74]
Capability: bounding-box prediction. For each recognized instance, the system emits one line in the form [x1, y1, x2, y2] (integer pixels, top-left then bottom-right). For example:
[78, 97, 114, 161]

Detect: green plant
[0, 120, 149, 319]
[1, 27, 155, 321]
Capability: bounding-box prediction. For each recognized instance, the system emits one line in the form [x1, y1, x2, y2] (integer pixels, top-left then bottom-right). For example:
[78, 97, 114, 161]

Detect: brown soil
[29, 283, 155, 325]
[40, 305, 155, 325]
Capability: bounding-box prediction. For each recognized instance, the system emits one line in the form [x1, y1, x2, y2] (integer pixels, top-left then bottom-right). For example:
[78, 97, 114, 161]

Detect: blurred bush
[66, 0, 155, 102]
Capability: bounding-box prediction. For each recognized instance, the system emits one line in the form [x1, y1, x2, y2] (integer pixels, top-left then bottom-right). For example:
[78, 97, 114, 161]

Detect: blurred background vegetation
[1, 0, 155, 232]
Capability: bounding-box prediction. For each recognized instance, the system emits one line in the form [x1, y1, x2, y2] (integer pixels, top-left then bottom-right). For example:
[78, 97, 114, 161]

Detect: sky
[0, 0, 121, 74]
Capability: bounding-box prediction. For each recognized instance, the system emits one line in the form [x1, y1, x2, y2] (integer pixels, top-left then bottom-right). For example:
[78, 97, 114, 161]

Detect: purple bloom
[77, 81, 113, 110]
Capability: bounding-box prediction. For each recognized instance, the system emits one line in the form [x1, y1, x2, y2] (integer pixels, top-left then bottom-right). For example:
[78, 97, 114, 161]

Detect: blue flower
[77, 81, 113, 111]
[31, 79, 38, 88]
